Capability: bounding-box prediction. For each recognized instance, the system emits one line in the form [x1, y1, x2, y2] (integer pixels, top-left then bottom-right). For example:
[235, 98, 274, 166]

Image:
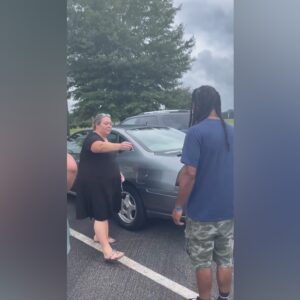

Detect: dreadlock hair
[189, 85, 230, 151]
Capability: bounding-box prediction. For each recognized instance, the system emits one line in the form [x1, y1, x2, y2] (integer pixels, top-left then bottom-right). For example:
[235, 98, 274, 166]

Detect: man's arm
[172, 165, 196, 225]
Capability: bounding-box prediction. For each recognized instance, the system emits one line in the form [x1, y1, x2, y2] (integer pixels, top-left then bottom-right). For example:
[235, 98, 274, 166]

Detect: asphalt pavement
[67, 199, 229, 300]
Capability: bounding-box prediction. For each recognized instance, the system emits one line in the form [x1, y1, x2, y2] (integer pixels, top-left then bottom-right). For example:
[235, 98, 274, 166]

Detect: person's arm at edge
[172, 165, 196, 225]
[67, 153, 77, 191]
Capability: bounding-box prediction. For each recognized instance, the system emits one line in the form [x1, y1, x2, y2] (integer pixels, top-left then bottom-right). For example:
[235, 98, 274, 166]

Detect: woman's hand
[119, 141, 133, 151]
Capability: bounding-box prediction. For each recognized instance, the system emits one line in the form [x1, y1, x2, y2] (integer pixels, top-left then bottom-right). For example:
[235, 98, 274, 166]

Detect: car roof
[137, 109, 189, 116]
[119, 110, 189, 123]
[114, 125, 172, 132]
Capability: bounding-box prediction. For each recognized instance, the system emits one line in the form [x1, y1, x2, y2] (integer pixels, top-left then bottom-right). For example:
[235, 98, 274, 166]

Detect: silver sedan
[68, 126, 184, 230]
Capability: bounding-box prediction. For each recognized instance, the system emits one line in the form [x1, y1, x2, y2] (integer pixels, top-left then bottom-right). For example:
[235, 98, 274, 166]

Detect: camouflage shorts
[185, 218, 234, 269]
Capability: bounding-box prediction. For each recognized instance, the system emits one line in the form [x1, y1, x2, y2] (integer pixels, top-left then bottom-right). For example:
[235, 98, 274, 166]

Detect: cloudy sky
[173, 0, 233, 110]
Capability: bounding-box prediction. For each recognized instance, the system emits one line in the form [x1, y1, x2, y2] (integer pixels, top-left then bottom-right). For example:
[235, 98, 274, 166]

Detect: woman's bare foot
[104, 249, 124, 262]
[93, 235, 116, 244]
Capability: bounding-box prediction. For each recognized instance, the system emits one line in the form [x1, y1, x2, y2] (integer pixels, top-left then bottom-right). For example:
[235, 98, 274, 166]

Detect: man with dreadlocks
[172, 85, 234, 300]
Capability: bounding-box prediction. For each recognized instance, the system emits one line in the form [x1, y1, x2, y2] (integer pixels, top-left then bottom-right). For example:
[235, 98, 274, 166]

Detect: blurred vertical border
[0, 1, 67, 300]
[235, 1, 300, 299]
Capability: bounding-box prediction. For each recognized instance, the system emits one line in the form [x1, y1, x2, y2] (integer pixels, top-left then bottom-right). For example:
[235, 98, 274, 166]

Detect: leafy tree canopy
[67, 0, 194, 123]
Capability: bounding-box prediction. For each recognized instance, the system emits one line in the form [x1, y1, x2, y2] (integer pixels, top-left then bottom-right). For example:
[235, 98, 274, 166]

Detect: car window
[126, 127, 185, 152]
[69, 133, 80, 141]
[121, 117, 138, 125]
[135, 116, 157, 126]
[108, 132, 130, 145]
[69, 130, 90, 145]
[160, 113, 189, 130]
[118, 134, 127, 143]
[107, 132, 119, 143]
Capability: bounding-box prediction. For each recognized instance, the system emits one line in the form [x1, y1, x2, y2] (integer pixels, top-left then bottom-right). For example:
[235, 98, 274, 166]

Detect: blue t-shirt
[181, 119, 234, 221]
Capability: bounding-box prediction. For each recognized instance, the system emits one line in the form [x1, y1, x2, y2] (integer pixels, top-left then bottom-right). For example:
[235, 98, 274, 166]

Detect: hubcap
[118, 192, 137, 224]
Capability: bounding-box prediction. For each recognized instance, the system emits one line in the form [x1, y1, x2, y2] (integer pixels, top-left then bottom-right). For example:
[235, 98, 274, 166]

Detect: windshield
[126, 127, 185, 152]
[160, 113, 189, 130]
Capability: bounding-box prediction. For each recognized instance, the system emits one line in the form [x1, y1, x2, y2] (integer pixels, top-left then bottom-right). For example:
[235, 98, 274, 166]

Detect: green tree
[222, 109, 234, 119]
[67, 0, 194, 122]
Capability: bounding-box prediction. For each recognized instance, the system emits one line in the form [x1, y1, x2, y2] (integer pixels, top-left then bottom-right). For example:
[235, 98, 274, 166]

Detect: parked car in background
[67, 129, 91, 148]
[67, 140, 81, 163]
[120, 110, 190, 132]
[67, 126, 185, 230]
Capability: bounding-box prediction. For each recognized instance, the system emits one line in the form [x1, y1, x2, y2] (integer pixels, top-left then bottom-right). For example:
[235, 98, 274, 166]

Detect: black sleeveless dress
[75, 132, 121, 221]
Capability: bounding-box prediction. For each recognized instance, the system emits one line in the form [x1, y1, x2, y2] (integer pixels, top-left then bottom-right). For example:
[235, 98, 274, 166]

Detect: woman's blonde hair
[92, 113, 111, 130]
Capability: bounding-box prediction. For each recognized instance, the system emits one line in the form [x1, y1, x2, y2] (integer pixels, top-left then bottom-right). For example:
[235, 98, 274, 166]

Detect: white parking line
[70, 228, 198, 299]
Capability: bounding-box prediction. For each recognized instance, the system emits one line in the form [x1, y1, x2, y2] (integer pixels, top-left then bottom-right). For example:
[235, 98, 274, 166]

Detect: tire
[116, 184, 146, 230]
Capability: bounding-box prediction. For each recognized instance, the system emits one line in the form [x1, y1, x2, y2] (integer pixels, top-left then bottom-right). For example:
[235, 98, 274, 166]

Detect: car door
[107, 131, 141, 184]
[107, 131, 152, 194]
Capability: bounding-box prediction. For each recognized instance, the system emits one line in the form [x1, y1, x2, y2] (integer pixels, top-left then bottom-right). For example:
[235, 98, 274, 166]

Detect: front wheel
[116, 184, 146, 230]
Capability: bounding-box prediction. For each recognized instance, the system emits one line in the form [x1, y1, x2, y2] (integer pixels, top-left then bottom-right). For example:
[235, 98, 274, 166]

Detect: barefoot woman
[75, 113, 132, 261]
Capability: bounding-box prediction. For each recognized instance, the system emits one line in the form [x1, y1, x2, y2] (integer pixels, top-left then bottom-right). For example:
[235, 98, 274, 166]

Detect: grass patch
[69, 127, 86, 135]
[225, 119, 234, 125]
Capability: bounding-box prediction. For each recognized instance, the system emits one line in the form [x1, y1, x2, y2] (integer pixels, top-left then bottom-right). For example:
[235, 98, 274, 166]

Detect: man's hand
[172, 208, 184, 226]
[172, 165, 196, 226]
